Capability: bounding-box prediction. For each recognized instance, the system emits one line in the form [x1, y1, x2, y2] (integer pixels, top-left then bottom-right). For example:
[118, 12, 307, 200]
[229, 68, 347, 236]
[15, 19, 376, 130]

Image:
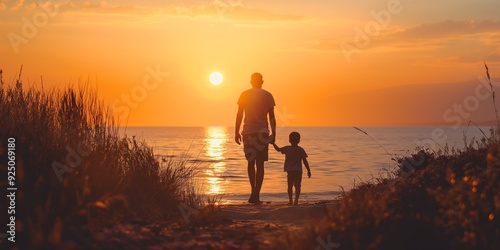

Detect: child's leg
[294, 184, 301, 205]
[294, 172, 302, 205]
[287, 172, 293, 204]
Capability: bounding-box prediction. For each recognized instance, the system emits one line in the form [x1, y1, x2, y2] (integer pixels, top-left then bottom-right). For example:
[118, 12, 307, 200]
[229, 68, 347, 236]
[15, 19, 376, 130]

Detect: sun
[209, 72, 223, 85]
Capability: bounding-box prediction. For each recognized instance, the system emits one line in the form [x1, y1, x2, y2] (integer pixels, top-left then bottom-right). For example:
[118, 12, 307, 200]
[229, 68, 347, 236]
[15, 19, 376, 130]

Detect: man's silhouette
[235, 73, 276, 204]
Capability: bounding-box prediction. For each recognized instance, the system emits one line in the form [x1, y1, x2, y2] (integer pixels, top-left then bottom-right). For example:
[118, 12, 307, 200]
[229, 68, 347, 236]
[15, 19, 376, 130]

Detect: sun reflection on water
[204, 126, 229, 195]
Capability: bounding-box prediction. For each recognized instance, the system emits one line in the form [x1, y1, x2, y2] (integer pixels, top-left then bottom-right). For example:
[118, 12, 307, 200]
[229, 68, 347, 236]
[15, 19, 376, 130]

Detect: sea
[120, 126, 492, 204]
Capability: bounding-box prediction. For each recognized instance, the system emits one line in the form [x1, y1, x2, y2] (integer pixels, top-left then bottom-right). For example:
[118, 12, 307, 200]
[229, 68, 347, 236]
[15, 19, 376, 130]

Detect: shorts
[287, 171, 302, 188]
[243, 133, 270, 162]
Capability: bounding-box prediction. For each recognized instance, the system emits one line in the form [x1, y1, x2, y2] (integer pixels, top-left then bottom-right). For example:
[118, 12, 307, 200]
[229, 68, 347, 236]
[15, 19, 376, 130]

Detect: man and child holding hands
[235, 73, 311, 205]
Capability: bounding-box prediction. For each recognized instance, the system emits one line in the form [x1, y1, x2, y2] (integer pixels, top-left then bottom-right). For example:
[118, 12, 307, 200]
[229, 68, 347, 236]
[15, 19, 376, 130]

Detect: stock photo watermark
[375, 67, 499, 183]
[4, 137, 17, 243]
[316, 233, 341, 250]
[178, 203, 201, 225]
[416, 71, 500, 152]
[443, 75, 500, 129]
[213, 0, 243, 21]
[340, 0, 410, 63]
[51, 138, 93, 182]
[52, 64, 169, 182]
[112, 64, 170, 124]
[7, 0, 70, 54]
[275, 106, 296, 129]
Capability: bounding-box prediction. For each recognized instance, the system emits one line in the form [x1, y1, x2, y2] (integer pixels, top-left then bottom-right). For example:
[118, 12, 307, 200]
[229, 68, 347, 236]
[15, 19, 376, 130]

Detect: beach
[2, 6, 499, 245]
[87, 201, 340, 249]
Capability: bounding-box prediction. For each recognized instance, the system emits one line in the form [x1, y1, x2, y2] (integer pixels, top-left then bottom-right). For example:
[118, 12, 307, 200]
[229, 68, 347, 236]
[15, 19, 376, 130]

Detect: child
[272, 132, 311, 205]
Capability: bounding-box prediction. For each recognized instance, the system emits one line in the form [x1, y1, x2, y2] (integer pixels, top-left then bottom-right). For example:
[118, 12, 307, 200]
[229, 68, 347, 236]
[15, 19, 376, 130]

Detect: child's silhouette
[272, 132, 311, 205]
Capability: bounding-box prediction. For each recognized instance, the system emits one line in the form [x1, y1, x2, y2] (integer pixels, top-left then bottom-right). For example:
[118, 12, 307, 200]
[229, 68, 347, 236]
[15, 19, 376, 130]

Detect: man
[235, 72, 276, 204]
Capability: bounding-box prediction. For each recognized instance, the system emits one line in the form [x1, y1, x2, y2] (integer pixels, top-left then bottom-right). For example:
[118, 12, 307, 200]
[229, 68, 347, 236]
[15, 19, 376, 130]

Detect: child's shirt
[280, 145, 308, 172]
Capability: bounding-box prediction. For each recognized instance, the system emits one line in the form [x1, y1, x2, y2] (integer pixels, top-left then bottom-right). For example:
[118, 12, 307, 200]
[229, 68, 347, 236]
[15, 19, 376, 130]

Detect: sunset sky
[2, 0, 500, 126]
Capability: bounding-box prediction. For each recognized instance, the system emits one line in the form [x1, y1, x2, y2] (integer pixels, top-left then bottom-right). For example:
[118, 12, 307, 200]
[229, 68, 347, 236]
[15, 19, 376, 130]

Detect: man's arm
[271, 142, 281, 152]
[303, 158, 311, 178]
[269, 107, 276, 144]
[235, 105, 244, 145]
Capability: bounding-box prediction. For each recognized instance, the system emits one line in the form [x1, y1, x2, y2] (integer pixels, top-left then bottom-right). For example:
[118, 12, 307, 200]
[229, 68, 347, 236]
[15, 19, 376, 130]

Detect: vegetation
[0, 69, 210, 249]
[273, 131, 500, 249]
[2, 64, 499, 249]
[272, 64, 500, 250]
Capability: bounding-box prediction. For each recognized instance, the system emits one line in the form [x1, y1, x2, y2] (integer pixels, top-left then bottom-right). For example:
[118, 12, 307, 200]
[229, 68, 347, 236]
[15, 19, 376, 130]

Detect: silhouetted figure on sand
[272, 132, 311, 205]
[235, 73, 276, 204]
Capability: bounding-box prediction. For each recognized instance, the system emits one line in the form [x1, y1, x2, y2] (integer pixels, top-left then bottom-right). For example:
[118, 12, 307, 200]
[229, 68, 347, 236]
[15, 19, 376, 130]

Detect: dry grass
[0, 70, 211, 248]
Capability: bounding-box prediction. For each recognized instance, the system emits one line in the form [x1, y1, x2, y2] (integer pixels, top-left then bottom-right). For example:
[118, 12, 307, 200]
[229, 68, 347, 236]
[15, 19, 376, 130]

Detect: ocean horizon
[119, 126, 492, 203]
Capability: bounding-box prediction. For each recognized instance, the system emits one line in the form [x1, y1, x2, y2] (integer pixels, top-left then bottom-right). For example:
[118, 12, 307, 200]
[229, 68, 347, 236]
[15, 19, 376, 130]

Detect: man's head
[289, 132, 301, 145]
[250, 72, 263, 88]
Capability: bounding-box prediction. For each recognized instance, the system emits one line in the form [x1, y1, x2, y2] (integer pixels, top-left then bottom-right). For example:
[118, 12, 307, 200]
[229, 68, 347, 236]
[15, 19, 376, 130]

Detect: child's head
[289, 132, 301, 145]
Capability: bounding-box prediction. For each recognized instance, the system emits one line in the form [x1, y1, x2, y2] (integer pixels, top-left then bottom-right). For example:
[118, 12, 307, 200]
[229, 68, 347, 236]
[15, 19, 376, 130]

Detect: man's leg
[254, 159, 265, 202]
[247, 159, 256, 202]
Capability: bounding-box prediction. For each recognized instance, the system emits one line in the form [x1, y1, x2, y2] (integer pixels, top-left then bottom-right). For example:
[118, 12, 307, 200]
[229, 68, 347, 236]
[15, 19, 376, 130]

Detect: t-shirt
[237, 88, 276, 135]
[280, 145, 308, 172]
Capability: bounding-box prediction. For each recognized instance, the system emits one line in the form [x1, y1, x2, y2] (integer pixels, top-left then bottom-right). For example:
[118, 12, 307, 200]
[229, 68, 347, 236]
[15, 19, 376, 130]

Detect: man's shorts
[287, 171, 302, 188]
[243, 133, 270, 162]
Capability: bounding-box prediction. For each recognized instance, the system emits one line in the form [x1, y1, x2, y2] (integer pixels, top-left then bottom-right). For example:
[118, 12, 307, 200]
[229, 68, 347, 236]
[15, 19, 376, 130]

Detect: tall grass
[0, 70, 203, 248]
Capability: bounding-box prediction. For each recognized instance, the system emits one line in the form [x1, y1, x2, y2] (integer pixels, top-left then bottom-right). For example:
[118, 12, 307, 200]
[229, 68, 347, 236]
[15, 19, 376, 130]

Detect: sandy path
[88, 201, 340, 249]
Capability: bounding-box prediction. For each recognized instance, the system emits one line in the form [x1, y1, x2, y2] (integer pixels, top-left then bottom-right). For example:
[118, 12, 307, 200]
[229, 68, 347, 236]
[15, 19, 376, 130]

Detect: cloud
[211, 4, 304, 22]
[383, 20, 500, 62]
[10, 0, 24, 11]
[441, 53, 500, 64]
[0, 0, 40, 11]
[71, 1, 304, 23]
[485, 53, 500, 62]
[394, 20, 500, 40]
[306, 19, 500, 55]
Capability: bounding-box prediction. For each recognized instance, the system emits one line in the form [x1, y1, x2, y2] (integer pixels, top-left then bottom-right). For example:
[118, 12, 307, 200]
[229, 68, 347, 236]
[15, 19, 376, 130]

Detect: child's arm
[272, 143, 282, 152]
[303, 158, 311, 178]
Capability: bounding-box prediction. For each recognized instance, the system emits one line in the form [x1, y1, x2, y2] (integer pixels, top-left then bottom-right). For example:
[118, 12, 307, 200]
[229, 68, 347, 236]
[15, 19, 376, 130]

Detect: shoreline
[221, 200, 340, 222]
[208, 191, 342, 205]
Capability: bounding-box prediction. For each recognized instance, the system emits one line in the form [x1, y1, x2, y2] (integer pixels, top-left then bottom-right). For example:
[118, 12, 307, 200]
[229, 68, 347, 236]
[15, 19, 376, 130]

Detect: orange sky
[2, 0, 500, 126]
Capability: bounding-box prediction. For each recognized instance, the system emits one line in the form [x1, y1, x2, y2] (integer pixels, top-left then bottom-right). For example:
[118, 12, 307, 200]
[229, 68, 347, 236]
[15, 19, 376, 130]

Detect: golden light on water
[204, 126, 229, 194]
[205, 162, 226, 194]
